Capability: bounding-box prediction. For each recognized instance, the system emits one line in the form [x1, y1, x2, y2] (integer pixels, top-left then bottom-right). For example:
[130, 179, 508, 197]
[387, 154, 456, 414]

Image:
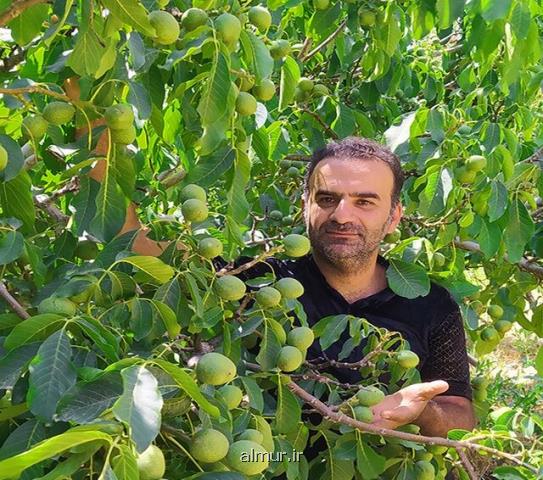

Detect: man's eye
[358, 200, 371, 206]
[319, 197, 334, 204]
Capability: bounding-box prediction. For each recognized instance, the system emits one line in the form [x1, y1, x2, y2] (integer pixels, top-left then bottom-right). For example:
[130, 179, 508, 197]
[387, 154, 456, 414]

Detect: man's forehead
[309, 156, 394, 193]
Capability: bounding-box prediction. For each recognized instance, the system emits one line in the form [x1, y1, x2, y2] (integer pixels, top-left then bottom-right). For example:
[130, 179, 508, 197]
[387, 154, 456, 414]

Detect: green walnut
[215, 275, 246, 301]
[286, 326, 314, 351]
[196, 352, 237, 385]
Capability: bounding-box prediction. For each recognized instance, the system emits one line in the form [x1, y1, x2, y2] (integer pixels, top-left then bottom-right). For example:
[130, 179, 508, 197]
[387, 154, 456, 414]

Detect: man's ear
[387, 202, 403, 233]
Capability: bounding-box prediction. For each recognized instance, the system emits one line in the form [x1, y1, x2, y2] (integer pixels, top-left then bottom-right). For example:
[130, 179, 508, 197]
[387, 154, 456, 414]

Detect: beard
[307, 217, 391, 273]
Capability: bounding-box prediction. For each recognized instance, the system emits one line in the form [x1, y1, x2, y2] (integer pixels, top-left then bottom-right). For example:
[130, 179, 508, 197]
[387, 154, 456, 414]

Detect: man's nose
[329, 199, 354, 224]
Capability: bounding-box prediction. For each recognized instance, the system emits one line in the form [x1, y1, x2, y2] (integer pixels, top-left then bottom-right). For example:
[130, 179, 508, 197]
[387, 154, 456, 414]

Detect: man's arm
[369, 381, 476, 437]
[415, 395, 476, 437]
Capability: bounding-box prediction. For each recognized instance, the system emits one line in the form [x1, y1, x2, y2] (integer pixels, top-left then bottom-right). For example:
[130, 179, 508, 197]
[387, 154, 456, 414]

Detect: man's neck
[313, 251, 387, 304]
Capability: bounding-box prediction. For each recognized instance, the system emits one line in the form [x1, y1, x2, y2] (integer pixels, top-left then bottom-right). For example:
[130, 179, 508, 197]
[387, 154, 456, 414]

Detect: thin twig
[0, 46, 26, 72]
[300, 107, 338, 139]
[33, 194, 70, 225]
[308, 350, 386, 370]
[0, 0, 48, 27]
[301, 20, 347, 61]
[0, 282, 30, 319]
[0, 86, 70, 102]
[298, 37, 313, 59]
[458, 448, 478, 480]
[285, 154, 311, 162]
[454, 238, 543, 280]
[217, 246, 283, 277]
[525, 145, 543, 164]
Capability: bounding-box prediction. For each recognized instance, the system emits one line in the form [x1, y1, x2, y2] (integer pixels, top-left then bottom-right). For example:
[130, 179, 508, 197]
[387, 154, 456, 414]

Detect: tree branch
[454, 238, 543, 280]
[299, 107, 338, 139]
[216, 246, 283, 277]
[0, 0, 49, 27]
[0, 85, 70, 102]
[0, 282, 30, 319]
[285, 154, 311, 162]
[525, 145, 543, 164]
[301, 20, 347, 61]
[458, 448, 478, 480]
[286, 380, 537, 472]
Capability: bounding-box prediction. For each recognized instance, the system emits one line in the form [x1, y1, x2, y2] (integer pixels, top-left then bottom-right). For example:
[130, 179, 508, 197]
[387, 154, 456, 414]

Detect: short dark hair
[303, 137, 405, 207]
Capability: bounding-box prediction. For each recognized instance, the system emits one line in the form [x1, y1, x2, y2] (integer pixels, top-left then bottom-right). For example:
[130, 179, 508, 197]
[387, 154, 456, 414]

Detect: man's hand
[370, 380, 449, 430]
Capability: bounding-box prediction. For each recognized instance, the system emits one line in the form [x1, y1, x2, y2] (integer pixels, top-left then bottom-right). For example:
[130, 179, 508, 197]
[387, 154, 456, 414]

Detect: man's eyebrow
[315, 190, 381, 200]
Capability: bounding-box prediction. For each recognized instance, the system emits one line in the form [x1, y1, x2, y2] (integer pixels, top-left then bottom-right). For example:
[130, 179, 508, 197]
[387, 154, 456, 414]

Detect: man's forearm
[415, 399, 476, 437]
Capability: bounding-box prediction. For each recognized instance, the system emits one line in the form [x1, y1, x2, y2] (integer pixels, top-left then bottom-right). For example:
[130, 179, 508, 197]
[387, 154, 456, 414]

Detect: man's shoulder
[403, 280, 459, 318]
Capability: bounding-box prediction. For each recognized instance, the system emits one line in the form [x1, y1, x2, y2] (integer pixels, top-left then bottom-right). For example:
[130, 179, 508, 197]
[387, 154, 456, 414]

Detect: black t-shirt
[231, 253, 472, 400]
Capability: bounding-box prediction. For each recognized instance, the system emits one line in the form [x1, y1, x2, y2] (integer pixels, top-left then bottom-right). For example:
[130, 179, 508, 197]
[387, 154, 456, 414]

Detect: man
[235, 137, 475, 438]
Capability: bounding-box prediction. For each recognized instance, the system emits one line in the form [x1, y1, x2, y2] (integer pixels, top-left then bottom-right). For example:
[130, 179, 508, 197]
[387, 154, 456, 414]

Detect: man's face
[303, 157, 402, 271]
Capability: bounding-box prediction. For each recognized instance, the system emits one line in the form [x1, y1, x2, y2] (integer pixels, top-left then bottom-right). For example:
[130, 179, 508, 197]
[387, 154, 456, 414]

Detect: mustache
[320, 222, 365, 235]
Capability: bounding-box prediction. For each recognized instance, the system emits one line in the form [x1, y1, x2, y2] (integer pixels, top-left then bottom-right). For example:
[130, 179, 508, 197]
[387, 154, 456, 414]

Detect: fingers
[414, 380, 449, 399]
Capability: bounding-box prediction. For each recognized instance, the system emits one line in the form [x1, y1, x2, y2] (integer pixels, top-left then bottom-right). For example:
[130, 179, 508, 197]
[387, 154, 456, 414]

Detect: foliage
[0, 0, 543, 479]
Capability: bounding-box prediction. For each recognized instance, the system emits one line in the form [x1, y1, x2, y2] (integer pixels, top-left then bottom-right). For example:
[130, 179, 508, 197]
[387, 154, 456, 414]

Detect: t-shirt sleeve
[419, 301, 473, 400]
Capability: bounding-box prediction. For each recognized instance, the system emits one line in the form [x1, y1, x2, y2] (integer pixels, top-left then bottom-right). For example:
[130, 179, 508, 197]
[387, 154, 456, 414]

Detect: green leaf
[510, 3, 531, 40]
[240, 30, 274, 83]
[0, 171, 35, 233]
[112, 445, 139, 480]
[35, 451, 96, 480]
[0, 419, 46, 462]
[89, 153, 127, 242]
[477, 219, 501, 257]
[227, 149, 251, 224]
[375, 4, 402, 56]
[240, 376, 264, 412]
[488, 180, 508, 222]
[308, 2, 341, 39]
[127, 80, 152, 120]
[0, 403, 28, 422]
[111, 147, 136, 199]
[27, 329, 77, 421]
[275, 379, 301, 434]
[197, 49, 233, 126]
[4, 314, 65, 351]
[320, 314, 349, 351]
[0, 429, 112, 479]
[355, 439, 386, 479]
[481, 0, 512, 22]
[252, 415, 275, 452]
[112, 365, 163, 453]
[504, 199, 534, 263]
[186, 146, 235, 187]
[66, 28, 106, 77]
[331, 104, 356, 138]
[386, 259, 431, 299]
[279, 56, 300, 111]
[8, 3, 49, 45]
[118, 256, 175, 284]
[100, 0, 155, 36]
[256, 320, 282, 371]
[436, 0, 466, 29]
[151, 359, 220, 417]
[535, 346, 543, 377]
[0, 230, 24, 265]
[73, 177, 100, 236]
[149, 299, 181, 339]
[0, 342, 40, 389]
[0, 134, 24, 182]
[57, 372, 123, 424]
[418, 167, 453, 216]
